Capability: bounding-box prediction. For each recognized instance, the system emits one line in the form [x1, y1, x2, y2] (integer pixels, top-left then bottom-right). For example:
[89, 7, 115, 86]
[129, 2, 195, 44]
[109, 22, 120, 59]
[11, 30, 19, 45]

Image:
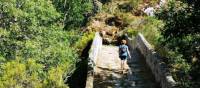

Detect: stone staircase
[93, 45, 160, 88]
[85, 32, 176, 88]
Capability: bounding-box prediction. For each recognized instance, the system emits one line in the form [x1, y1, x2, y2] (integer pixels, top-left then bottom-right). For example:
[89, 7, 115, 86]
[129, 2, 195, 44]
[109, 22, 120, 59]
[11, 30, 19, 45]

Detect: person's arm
[127, 47, 131, 59]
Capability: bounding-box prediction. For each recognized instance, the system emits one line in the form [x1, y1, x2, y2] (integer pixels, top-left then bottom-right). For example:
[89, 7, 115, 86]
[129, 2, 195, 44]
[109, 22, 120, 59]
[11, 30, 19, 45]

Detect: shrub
[75, 32, 95, 54]
[126, 16, 163, 47]
[156, 0, 200, 87]
[52, 0, 93, 29]
[0, 0, 85, 87]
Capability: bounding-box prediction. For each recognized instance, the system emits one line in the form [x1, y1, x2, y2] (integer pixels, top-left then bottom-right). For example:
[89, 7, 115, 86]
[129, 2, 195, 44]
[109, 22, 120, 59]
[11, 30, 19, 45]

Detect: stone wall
[127, 33, 177, 88]
[85, 32, 102, 88]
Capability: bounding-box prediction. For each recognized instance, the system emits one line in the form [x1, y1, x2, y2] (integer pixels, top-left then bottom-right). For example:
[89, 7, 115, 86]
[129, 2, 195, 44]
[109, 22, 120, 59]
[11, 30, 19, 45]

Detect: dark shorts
[119, 56, 127, 60]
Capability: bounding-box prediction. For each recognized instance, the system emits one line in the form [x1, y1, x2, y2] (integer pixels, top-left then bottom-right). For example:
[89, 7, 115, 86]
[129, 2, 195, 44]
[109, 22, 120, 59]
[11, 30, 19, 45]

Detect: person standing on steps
[119, 39, 131, 73]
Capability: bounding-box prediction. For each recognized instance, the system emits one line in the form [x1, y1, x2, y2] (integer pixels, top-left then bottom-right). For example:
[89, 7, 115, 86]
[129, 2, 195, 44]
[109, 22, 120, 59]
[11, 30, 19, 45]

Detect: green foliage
[75, 32, 95, 53]
[0, 0, 92, 87]
[52, 0, 93, 29]
[139, 17, 162, 46]
[0, 59, 43, 88]
[101, 1, 117, 14]
[127, 27, 138, 36]
[129, 0, 143, 9]
[126, 16, 163, 47]
[156, 0, 200, 87]
[129, 0, 159, 9]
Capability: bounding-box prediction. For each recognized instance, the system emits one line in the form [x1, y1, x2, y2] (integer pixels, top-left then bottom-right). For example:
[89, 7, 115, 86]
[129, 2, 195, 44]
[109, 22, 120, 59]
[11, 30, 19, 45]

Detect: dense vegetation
[52, 0, 93, 29]
[0, 0, 199, 88]
[156, 0, 200, 87]
[0, 0, 93, 87]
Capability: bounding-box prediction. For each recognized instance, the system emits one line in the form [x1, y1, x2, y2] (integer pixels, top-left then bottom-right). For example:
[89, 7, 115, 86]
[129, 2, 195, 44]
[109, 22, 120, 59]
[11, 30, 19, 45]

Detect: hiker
[119, 39, 131, 72]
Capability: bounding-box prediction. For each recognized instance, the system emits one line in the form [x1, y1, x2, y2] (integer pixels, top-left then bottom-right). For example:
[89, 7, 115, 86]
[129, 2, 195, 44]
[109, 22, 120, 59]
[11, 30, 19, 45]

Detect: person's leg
[120, 56, 126, 73]
[121, 60, 125, 74]
[122, 60, 124, 70]
[120, 56, 124, 70]
[124, 59, 127, 69]
[123, 57, 128, 73]
[121, 60, 123, 70]
[124, 59, 130, 73]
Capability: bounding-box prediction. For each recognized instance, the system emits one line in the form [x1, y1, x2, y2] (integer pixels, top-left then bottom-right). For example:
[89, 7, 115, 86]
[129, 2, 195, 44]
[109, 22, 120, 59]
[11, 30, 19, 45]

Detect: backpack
[119, 45, 127, 55]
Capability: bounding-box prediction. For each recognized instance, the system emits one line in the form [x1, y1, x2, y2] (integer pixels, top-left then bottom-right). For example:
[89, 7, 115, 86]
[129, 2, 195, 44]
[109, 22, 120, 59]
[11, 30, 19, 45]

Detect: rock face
[144, 7, 155, 16]
[105, 16, 127, 28]
[100, 27, 119, 44]
[98, 15, 129, 45]
[86, 15, 122, 45]
[142, 0, 167, 16]
[93, 0, 102, 13]
[159, 0, 166, 6]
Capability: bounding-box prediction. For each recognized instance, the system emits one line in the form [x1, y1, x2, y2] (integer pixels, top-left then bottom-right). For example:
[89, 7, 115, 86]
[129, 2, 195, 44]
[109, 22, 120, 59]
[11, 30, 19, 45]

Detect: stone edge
[85, 32, 102, 88]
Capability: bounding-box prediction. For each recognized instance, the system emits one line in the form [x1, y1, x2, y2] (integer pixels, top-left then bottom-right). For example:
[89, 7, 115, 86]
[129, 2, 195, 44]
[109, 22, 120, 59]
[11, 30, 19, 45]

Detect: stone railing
[85, 32, 102, 88]
[126, 33, 176, 88]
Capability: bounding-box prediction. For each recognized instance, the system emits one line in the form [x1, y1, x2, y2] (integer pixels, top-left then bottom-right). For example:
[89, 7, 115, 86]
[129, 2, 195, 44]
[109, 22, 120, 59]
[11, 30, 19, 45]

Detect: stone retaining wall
[127, 33, 176, 88]
[85, 32, 102, 88]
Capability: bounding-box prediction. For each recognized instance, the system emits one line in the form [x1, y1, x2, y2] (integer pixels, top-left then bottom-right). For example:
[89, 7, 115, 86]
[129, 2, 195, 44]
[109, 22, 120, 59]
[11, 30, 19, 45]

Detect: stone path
[93, 45, 161, 88]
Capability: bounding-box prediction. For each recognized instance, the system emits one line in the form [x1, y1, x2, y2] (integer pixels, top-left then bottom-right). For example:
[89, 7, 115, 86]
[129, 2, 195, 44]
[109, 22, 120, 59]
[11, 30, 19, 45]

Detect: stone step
[93, 45, 160, 88]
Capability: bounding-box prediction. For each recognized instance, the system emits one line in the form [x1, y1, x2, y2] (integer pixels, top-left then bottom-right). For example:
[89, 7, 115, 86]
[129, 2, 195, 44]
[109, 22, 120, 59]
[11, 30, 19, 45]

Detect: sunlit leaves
[0, 0, 80, 87]
[52, 0, 93, 29]
[156, 0, 200, 87]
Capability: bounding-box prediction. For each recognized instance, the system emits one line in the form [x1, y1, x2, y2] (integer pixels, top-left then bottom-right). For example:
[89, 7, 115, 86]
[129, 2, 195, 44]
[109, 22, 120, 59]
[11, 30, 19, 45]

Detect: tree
[156, 0, 200, 87]
[51, 0, 93, 29]
[0, 0, 82, 87]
